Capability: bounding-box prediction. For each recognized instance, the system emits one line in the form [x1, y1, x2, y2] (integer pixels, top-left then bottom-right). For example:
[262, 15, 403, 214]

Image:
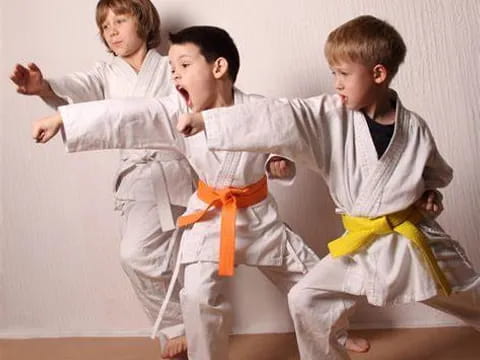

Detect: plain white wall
[1, 0, 479, 337]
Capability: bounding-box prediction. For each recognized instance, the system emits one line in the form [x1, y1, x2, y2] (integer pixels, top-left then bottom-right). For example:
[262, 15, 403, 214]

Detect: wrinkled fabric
[202, 92, 480, 359]
[204, 93, 479, 304]
[58, 88, 325, 359]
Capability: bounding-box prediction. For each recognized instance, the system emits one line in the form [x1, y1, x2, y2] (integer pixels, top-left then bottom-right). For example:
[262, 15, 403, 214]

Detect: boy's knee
[119, 242, 143, 272]
[181, 284, 216, 308]
[182, 279, 226, 311]
[288, 283, 316, 313]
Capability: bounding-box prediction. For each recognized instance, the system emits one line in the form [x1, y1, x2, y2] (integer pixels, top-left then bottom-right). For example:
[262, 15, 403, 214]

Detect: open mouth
[176, 85, 192, 108]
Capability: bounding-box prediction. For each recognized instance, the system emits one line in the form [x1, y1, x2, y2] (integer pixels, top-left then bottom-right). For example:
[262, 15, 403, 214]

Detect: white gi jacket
[48, 50, 193, 230]
[59, 88, 302, 268]
[201, 92, 480, 305]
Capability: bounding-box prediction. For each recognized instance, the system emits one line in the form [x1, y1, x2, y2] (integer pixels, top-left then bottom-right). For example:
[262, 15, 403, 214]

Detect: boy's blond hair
[96, 0, 161, 52]
[325, 15, 406, 80]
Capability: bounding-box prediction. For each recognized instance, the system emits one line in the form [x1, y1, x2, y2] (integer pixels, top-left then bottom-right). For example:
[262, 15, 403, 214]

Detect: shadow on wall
[158, 19, 192, 55]
[270, 167, 341, 257]
[267, 59, 340, 256]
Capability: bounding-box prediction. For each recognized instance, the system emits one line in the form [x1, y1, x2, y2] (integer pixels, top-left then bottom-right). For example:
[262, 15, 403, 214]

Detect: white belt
[151, 230, 184, 338]
[116, 151, 185, 231]
[119, 150, 185, 164]
[151, 161, 175, 231]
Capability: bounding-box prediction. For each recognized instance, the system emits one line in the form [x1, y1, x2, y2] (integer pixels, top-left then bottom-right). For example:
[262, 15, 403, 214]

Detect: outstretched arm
[32, 94, 186, 154]
[10, 63, 67, 107]
[177, 112, 206, 136]
[32, 112, 63, 143]
[178, 95, 340, 174]
[42, 64, 106, 106]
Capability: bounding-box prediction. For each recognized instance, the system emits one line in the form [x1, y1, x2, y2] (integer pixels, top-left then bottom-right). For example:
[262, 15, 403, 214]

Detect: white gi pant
[288, 255, 480, 360]
[119, 200, 186, 341]
[180, 231, 324, 360]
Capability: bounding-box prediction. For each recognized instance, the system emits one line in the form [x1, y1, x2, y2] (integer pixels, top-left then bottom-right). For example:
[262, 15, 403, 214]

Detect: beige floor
[1, 327, 479, 360]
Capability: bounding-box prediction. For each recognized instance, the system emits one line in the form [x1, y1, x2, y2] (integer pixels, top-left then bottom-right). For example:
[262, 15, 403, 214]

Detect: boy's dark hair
[96, 0, 161, 52]
[169, 26, 240, 83]
[325, 15, 406, 80]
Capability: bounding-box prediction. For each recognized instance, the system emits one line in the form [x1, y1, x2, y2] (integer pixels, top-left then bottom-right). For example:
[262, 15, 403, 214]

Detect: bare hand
[176, 113, 205, 136]
[414, 190, 444, 218]
[32, 113, 63, 143]
[268, 156, 294, 178]
[10, 63, 46, 95]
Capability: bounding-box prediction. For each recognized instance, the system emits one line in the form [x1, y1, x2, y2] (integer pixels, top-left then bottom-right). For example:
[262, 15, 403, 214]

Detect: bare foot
[345, 335, 370, 353]
[160, 335, 188, 359]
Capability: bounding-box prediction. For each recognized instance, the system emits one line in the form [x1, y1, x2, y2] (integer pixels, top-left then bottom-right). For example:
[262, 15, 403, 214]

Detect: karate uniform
[45, 50, 193, 341]
[201, 92, 480, 359]
[57, 89, 320, 360]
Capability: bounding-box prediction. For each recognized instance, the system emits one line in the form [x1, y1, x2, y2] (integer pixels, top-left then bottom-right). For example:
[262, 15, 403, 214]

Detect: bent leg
[181, 261, 231, 360]
[288, 254, 361, 360]
[423, 290, 480, 329]
[119, 201, 185, 339]
[260, 231, 362, 358]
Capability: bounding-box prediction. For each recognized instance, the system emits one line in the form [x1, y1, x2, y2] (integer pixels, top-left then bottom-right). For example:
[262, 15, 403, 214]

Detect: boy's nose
[109, 27, 119, 37]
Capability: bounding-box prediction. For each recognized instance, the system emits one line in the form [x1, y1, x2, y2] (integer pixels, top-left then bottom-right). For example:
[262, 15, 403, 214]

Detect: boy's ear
[372, 64, 388, 84]
[213, 57, 229, 79]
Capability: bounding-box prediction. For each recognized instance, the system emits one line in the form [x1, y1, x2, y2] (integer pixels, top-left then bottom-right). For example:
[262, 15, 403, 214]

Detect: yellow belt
[328, 207, 451, 296]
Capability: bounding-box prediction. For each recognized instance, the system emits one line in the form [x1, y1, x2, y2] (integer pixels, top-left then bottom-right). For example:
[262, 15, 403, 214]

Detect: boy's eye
[181, 63, 190, 68]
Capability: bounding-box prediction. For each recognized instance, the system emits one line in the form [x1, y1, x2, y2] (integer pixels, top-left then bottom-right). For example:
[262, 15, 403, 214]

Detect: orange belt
[177, 176, 268, 276]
